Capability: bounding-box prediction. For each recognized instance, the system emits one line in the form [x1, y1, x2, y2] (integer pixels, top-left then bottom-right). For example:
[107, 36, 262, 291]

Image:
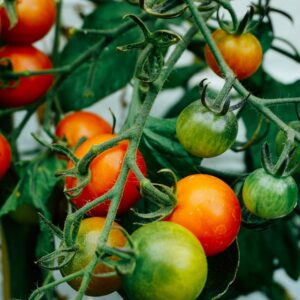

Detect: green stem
[29, 270, 84, 300]
[215, 0, 238, 31]
[1, 66, 69, 79]
[52, 0, 64, 65]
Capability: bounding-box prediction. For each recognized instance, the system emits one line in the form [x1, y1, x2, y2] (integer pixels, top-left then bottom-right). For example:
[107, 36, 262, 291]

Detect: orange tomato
[204, 29, 262, 80]
[65, 134, 147, 216]
[55, 111, 112, 148]
[0, 0, 56, 44]
[0, 45, 53, 108]
[167, 174, 241, 256]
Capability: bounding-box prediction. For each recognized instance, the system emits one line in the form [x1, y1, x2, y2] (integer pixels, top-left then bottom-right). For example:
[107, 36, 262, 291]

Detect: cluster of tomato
[0, 2, 299, 298]
[0, 0, 57, 181]
[50, 109, 241, 299]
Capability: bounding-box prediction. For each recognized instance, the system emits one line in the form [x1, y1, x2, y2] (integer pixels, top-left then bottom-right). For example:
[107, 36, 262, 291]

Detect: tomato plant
[61, 217, 127, 296]
[121, 221, 208, 300]
[55, 111, 112, 148]
[0, 134, 11, 179]
[0, 1, 300, 300]
[167, 174, 241, 256]
[176, 101, 238, 158]
[65, 134, 147, 216]
[242, 168, 298, 219]
[0, 0, 56, 44]
[204, 29, 262, 80]
[0, 45, 53, 107]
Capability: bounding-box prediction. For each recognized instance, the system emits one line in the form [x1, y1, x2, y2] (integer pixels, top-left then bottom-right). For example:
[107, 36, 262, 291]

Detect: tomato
[55, 111, 112, 148]
[167, 174, 241, 256]
[176, 101, 238, 158]
[204, 29, 262, 80]
[65, 134, 147, 216]
[0, 0, 56, 44]
[0, 134, 11, 179]
[122, 221, 207, 300]
[61, 217, 127, 296]
[242, 168, 298, 219]
[0, 45, 53, 108]
[275, 121, 300, 177]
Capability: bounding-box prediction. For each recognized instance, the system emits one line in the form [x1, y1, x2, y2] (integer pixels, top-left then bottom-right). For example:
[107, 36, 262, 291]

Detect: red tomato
[0, 0, 56, 44]
[0, 45, 53, 108]
[0, 134, 11, 179]
[167, 174, 241, 256]
[204, 29, 262, 80]
[65, 134, 147, 216]
[55, 111, 112, 148]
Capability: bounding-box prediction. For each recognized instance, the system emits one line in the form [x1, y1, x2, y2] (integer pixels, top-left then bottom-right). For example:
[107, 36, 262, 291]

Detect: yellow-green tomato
[61, 217, 127, 296]
[242, 168, 298, 219]
[176, 102, 238, 158]
[122, 222, 208, 300]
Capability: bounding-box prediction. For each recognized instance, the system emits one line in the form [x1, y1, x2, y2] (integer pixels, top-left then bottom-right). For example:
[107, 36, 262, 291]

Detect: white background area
[3, 0, 300, 299]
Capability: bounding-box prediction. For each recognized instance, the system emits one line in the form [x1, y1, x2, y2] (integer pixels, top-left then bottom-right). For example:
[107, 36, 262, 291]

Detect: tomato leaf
[0, 152, 66, 218]
[58, 2, 142, 111]
[140, 117, 202, 182]
[198, 241, 239, 300]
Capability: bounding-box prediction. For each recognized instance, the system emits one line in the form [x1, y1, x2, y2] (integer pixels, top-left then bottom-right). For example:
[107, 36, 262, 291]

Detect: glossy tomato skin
[0, 134, 11, 179]
[242, 168, 298, 219]
[276, 121, 300, 177]
[204, 29, 262, 80]
[61, 217, 126, 296]
[55, 111, 112, 148]
[176, 102, 238, 158]
[168, 174, 241, 256]
[0, 45, 53, 108]
[0, 0, 56, 44]
[122, 222, 208, 300]
[66, 134, 147, 216]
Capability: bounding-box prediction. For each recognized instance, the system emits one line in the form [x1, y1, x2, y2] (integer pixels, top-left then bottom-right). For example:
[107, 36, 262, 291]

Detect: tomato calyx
[134, 176, 177, 222]
[217, 5, 263, 36]
[261, 139, 300, 178]
[199, 77, 247, 116]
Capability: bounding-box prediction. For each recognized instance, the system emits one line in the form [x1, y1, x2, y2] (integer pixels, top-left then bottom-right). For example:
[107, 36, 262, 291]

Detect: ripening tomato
[55, 111, 112, 148]
[65, 134, 147, 216]
[176, 101, 238, 158]
[204, 29, 262, 80]
[61, 217, 127, 296]
[0, 45, 53, 108]
[0, 0, 56, 44]
[167, 174, 241, 256]
[122, 222, 208, 300]
[242, 168, 298, 219]
[0, 134, 11, 179]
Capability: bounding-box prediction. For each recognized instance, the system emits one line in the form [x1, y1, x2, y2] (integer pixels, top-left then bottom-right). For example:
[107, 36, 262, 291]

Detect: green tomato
[122, 222, 208, 300]
[275, 121, 300, 176]
[242, 168, 298, 219]
[176, 102, 238, 158]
